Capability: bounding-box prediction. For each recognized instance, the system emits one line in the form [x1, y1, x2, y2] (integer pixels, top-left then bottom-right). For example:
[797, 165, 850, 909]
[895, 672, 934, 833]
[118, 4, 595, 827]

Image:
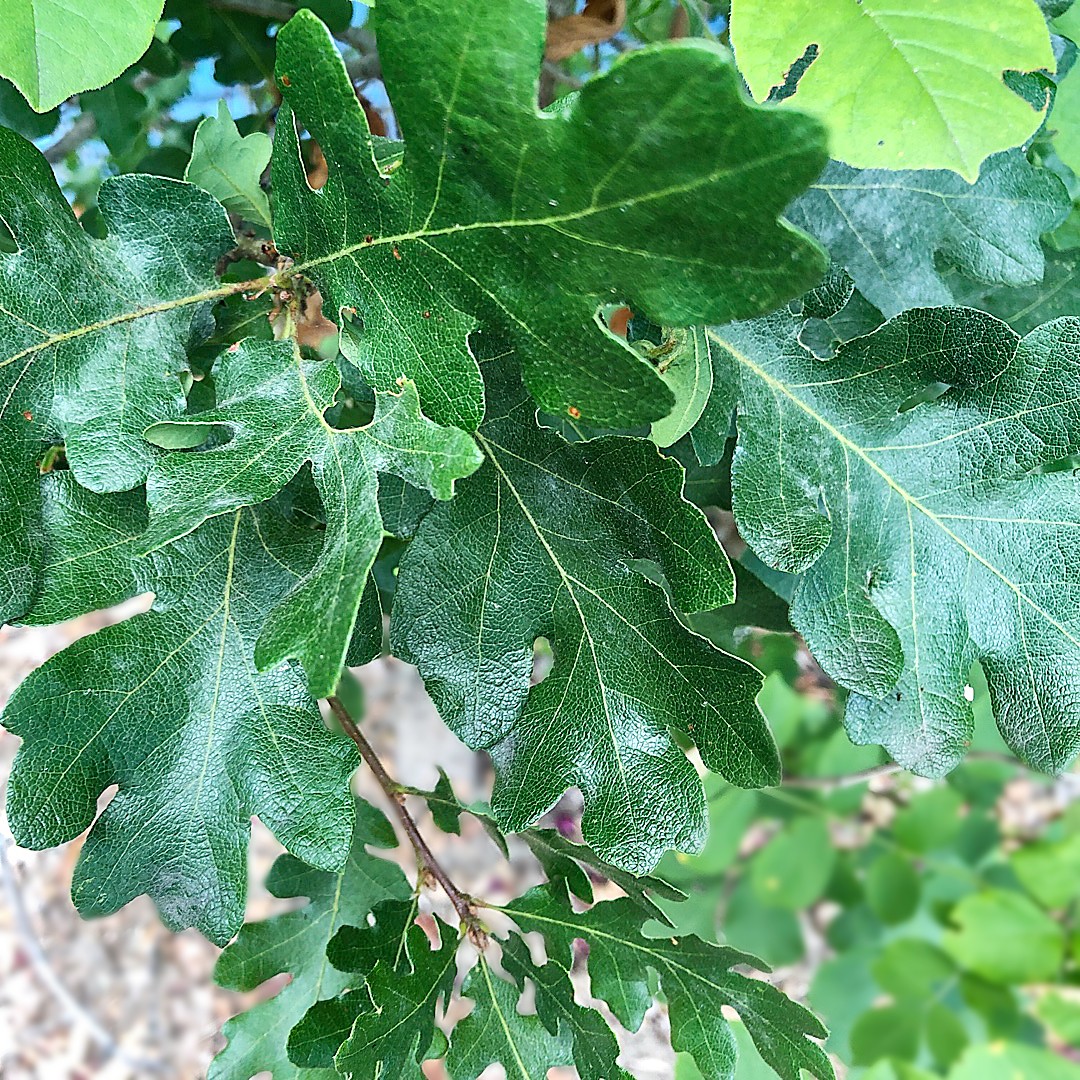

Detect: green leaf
[949, 1042, 1080, 1080]
[730, 0, 1055, 180]
[750, 817, 836, 910]
[850, 1005, 921, 1066]
[0, 128, 233, 626]
[290, 921, 458, 1076]
[1, 508, 359, 944]
[142, 338, 482, 697]
[271, 3, 827, 430]
[16, 473, 147, 627]
[445, 953, 577, 1080]
[1011, 831, 1080, 907]
[864, 853, 921, 925]
[788, 154, 1069, 317]
[706, 303, 1080, 776]
[0, 0, 166, 111]
[520, 827, 686, 923]
[210, 799, 410, 1080]
[650, 327, 716, 448]
[495, 934, 631, 1080]
[0, 78, 58, 139]
[956, 242, 1080, 334]
[503, 882, 834, 1080]
[391, 354, 773, 874]
[1037, 992, 1080, 1045]
[944, 889, 1065, 983]
[186, 100, 272, 227]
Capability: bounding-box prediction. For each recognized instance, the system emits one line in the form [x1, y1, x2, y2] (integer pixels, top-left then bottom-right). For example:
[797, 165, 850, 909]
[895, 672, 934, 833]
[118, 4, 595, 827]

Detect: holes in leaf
[897, 381, 949, 413]
[531, 636, 554, 686]
[767, 42, 819, 104]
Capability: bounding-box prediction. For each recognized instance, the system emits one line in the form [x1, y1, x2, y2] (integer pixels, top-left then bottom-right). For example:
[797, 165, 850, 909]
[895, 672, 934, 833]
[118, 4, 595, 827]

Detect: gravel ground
[0, 607, 674, 1079]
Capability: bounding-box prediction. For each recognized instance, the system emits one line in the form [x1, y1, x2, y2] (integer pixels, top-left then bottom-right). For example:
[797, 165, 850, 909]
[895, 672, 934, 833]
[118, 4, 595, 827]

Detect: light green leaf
[730, 0, 1054, 180]
[272, 2, 827, 431]
[788, 153, 1069, 316]
[1, 508, 359, 944]
[0, 0, 166, 112]
[706, 302, 1080, 777]
[142, 338, 482, 698]
[186, 100, 272, 227]
[391, 352, 773, 874]
[0, 127, 233, 627]
[864, 853, 921, 925]
[650, 327, 716, 448]
[750, 817, 836, 910]
[949, 1041, 1080, 1080]
[944, 889, 1065, 983]
[210, 799, 409, 1080]
[1011, 831, 1080, 908]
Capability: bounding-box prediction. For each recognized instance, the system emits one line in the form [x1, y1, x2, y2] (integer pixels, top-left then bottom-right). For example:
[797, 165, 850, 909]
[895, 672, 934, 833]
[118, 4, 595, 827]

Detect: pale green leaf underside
[186, 99, 273, 227]
[707, 303, 1080, 777]
[0, 0, 165, 111]
[788, 152, 1069, 317]
[731, 0, 1054, 180]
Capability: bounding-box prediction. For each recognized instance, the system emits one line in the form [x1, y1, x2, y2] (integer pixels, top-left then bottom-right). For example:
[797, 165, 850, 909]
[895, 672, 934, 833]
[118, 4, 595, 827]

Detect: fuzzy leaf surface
[391, 353, 772, 874]
[210, 799, 409, 1080]
[186, 100, 273, 227]
[271, 2, 827, 431]
[0, 128, 232, 625]
[503, 883, 833, 1080]
[0, 0, 165, 111]
[789, 153, 1069, 317]
[16, 473, 147, 627]
[1, 509, 359, 944]
[730, 0, 1054, 179]
[707, 304, 1080, 777]
[142, 338, 481, 697]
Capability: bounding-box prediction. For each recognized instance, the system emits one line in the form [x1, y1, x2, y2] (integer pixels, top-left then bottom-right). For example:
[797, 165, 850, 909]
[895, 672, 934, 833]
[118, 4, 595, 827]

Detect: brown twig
[327, 696, 487, 945]
[43, 113, 97, 164]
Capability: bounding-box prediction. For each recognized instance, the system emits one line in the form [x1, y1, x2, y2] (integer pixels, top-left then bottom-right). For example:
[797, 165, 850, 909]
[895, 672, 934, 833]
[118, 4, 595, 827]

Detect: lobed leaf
[271, 1, 827, 431]
[705, 301, 1080, 776]
[142, 337, 482, 697]
[391, 351, 773, 874]
[2, 508, 359, 943]
[0, 127, 233, 625]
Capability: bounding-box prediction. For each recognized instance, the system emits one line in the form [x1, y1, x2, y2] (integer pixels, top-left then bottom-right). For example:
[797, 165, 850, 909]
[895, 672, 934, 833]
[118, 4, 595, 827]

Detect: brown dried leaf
[545, 0, 626, 61]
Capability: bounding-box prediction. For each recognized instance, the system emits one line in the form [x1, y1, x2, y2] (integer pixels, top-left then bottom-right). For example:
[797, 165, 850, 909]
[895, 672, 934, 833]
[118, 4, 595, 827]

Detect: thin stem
[327, 696, 486, 944]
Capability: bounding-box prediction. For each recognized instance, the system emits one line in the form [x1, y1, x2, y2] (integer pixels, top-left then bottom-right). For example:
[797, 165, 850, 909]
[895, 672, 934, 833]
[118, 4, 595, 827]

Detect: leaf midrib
[707, 328, 1080, 655]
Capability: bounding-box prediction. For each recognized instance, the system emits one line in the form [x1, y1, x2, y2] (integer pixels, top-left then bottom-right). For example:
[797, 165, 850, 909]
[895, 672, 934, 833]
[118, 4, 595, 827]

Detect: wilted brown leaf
[546, 0, 626, 61]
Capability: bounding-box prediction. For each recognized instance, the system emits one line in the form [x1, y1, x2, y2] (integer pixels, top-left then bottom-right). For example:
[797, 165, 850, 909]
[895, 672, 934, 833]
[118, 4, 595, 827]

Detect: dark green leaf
[504, 882, 834, 1080]
[142, 338, 482, 697]
[2, 509, 359, 944]
[272, 3, 827, 430]
[211, 799, 409, 1080]
[0, 128, 232, 626]
[392, 355, 773, 874]
[290, 921, 458, 1076]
